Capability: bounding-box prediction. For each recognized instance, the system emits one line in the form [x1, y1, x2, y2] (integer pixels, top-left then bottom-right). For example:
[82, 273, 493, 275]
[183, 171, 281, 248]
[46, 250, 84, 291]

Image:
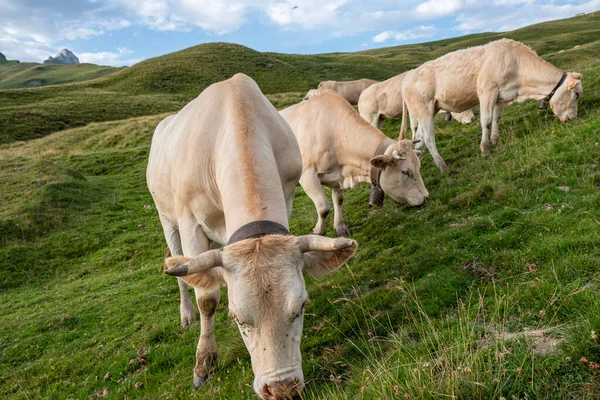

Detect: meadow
[0, 12, 599, 399]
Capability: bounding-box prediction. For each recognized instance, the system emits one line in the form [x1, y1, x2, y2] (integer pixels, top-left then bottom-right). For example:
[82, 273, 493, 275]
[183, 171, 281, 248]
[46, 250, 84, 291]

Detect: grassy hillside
[1, 12, 600, 399]
[0, 60, 121, 89]
[1, 68, 599, 398]
[2, 12, 598, 145]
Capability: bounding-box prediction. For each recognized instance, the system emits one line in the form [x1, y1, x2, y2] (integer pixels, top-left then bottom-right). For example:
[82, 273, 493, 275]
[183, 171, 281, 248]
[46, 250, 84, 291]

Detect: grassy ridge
[0, 60, 121, 89]
[1, 12, 599, 144]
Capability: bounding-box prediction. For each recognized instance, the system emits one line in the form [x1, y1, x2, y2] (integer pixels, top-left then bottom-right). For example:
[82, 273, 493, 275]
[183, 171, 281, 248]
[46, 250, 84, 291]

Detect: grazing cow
[147, 73, 357, 400]
[358, 72, 475, 129]
[303, 88, 318, 101]
[317, 78, 379, 105]
[280, 91, 428, 237]
[400, 39, 583, 171]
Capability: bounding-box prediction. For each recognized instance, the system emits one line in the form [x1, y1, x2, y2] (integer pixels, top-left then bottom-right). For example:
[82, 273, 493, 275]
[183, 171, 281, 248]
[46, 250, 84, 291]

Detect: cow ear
[297, 235, 357, 278]
[568, 79, 580, 91]
[370, 155, 393, 169]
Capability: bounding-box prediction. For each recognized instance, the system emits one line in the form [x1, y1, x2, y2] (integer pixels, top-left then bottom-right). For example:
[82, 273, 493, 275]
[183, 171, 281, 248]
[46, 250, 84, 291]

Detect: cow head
[303, 89, 318, 101]
[550, 72, 583, 122]
[165, 235, 356, 400]
[370, 139, 429, 206]
[454, 109, 476, 124]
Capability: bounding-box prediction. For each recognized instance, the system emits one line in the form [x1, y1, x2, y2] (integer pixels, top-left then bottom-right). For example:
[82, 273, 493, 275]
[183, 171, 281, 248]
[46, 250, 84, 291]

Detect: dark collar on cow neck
[540, 71, 567, 110]
[227, 220, 290, 245]
[369, 138, 394, 207]
[370, 138, 394, 188]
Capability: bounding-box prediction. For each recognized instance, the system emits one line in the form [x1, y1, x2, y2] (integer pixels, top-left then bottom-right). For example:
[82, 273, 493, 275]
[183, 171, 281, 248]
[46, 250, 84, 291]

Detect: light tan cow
[147, 73, 357, 400]
[280, 91, 429, 237]
[317, 78, 379, 105]
[400, 38, 583, 171]
[358, 72, 475, 130]
[303, 88, 318, 101]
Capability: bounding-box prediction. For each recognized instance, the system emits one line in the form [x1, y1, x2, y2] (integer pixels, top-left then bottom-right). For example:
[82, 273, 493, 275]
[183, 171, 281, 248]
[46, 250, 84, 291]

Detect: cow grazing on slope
[147, 73, 357, 400]
[280, 91, 428, 237]
[358, 71, 475, 130]
[317, 78, 379, 105]
[400, 39, 583, 171]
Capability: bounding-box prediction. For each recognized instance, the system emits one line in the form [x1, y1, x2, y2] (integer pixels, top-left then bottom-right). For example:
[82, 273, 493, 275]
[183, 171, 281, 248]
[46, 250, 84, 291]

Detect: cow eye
[402, 170, 411, 176]
[291, 301, 307, 322]
[574, 92, 581, 99]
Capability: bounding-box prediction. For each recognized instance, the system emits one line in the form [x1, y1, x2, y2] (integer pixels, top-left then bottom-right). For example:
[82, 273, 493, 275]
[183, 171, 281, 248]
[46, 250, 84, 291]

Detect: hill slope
[0, 60, 122, 89]
[1, 12, 598, 144]
[1, 12, 600, 400]
[0, 64, 599, 398]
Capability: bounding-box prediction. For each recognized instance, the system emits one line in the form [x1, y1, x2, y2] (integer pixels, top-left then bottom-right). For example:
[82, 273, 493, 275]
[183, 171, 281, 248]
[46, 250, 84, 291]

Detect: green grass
[0, 60, 121, 89]
[1, 11, 600, 400]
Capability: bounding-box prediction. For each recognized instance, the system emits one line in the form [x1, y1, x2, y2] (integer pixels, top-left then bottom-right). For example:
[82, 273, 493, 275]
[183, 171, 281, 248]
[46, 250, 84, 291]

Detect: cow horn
[298, 235, 356, 253]
[165, 249, 222, 276]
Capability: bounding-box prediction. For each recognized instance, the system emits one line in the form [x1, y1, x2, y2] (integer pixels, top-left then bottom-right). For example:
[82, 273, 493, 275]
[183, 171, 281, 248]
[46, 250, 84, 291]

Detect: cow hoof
[491, 138, 500, 148]
[481, 149, 491, 157]
[335, 225, 351, 237]
[310, 229, 326, 236]
[180, 315, 196, 329]
[194, 374, 210, 388]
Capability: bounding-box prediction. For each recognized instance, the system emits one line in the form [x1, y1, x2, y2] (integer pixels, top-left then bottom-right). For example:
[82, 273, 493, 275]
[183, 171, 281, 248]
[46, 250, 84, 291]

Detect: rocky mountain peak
[44, 49, 80, 65]
[0, 52, 6, 62]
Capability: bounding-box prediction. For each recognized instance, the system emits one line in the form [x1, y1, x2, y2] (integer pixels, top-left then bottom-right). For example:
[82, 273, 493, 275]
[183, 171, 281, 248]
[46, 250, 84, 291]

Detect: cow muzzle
[259, 378, 304, 400]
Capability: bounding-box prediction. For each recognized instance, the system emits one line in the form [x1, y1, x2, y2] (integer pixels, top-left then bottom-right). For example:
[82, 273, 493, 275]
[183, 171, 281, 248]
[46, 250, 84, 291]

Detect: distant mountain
[0, 52, 6, 62]
[44, 49, 80, 65]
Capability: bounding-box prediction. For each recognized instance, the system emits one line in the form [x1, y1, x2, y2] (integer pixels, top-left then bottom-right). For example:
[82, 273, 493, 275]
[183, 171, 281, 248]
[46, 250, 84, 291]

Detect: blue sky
[1, 0, 599, 66]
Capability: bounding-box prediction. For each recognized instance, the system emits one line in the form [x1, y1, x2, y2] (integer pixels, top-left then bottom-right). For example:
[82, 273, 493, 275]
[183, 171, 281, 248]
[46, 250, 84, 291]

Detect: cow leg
[193, 285, 220, 387]
[332, 188, 350, 237]
[299, 170, 329, 235]
[179, 222, 222, 387]
[479, 93, 498, 156]
[491, 103, 505, 148]
[419, 115, 447, 171]
[159, 215, 196, 328]
[409, 113, 423, 152]
[376, 115, 385, 131]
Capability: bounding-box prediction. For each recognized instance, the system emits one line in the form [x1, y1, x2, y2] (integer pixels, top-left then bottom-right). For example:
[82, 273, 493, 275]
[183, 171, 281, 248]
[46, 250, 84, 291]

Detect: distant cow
[280, 91, 428, 237]
[358, 72, 475, 129]
[303, 88, 318, 101]
[400, 39, 583, 171]
[147, 73, 356, 400]
[318, 78, 379, 105]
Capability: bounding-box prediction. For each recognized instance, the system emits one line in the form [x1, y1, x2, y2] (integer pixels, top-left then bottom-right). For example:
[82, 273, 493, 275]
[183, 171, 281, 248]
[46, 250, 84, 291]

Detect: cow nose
[263, 378, 303, 399]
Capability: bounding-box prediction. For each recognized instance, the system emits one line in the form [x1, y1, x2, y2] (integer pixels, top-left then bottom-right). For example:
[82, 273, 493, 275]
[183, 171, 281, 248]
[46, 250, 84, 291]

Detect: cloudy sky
[1, 0, 598, 66]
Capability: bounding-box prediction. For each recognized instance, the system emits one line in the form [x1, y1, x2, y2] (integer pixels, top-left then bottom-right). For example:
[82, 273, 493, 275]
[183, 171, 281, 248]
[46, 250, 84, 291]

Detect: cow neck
[539, 72, 567, 110]
[227, 220, 289, 245]
[517, 55, 565, 101]
[370, 137, 396, 188]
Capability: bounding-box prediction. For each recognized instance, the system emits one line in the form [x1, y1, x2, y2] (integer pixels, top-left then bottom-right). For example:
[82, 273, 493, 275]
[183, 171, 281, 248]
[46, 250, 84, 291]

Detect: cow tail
[399, 100, 407, 140]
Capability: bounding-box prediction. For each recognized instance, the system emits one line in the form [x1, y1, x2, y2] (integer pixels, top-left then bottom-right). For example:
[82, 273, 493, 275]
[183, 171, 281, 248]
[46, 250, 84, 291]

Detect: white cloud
[372, 25, 436, 43]
[415, 0, 463, 19]
[117, 0, 250, 34]
[455, 0, 600, 33]
[266, 0, 349, 29]
[78, 47, 141, 66]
